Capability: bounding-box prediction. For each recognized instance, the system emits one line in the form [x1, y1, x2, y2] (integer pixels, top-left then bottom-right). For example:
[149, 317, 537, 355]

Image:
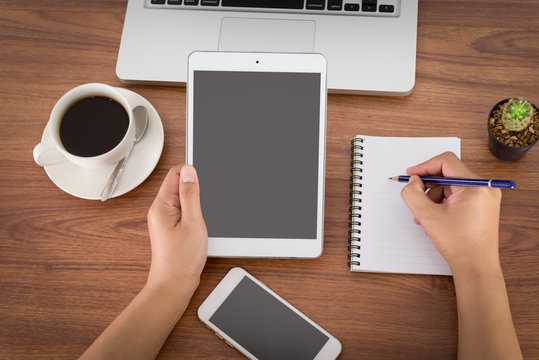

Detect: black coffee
[59, 96, 129, 157]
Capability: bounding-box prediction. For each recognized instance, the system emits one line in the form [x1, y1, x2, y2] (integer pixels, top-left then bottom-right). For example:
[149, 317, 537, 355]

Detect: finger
[426, 186, 445, 204]
[179, 165, 204, 223]
[154, 165, 182, 210]
[401, 175, 439, 224]
[426, 182, 455, 199]
[148, 166, 184, 230]
[406, 151, 477, 178]
[443, 184, 454, 199]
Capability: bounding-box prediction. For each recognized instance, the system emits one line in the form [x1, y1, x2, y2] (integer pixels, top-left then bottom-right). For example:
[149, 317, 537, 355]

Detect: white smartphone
[186, 51, 327, 258]
[198, 267, 342, 360]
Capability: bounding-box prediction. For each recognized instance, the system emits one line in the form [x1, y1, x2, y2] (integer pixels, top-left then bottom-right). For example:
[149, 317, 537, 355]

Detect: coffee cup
[33, 83, 137, 169]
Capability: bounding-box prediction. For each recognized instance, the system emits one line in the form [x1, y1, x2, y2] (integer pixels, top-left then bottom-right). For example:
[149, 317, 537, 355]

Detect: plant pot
[487, 98, 539, 162]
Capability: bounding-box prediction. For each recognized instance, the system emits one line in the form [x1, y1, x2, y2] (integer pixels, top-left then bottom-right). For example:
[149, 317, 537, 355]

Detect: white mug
[33, 83, 136, 169]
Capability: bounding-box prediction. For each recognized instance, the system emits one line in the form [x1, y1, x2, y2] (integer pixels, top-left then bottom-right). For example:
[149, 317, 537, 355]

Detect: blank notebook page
[351, 135, 460, 275]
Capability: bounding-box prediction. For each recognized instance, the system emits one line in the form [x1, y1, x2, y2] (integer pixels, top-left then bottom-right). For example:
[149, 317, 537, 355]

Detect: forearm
[80, 280, 197, 360]
[453, 263, 522, 360]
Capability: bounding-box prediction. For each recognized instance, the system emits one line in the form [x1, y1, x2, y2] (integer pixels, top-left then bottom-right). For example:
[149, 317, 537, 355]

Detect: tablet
[187, 52, 327, 257]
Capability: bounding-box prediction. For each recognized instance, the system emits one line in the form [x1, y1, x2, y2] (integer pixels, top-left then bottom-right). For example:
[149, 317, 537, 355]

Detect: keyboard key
[184, 0, 199, 4]
[379, 4, 394, 12]
[362, 4, 375, 11]
[306, 0, 325, 10]
[344, 3, 359, 11]
[327, 0, 343, 10]
[362, 1, 376, 11]
[362, 0, 376, 11]
[222, 0, 304, 9]
[201, 0, 219, 5]
[167, 0, 182, 4]
[151, 0, 166, 4]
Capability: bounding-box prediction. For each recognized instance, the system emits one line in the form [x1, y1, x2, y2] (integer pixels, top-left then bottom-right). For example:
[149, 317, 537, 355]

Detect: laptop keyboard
[147, 0, 400, 17]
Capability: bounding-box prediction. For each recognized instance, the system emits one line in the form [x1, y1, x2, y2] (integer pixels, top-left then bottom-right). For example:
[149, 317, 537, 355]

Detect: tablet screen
[193, 71, 321, 239]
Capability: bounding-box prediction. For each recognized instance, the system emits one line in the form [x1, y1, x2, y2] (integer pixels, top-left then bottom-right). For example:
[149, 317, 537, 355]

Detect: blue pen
[389, 176, 516, 189]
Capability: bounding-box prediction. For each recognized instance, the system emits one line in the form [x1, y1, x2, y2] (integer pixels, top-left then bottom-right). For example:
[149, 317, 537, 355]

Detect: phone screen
[209, 275, 329, 360]
[192, 70, 321, 239]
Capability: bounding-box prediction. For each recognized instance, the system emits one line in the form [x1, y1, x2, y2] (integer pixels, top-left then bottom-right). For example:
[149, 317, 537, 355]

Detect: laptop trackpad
[218, 18, 315, 52]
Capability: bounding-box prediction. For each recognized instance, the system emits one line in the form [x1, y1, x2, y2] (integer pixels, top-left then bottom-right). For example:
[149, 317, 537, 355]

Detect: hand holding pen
[398, 152, 503, 269]
[398, 152, 521, 359]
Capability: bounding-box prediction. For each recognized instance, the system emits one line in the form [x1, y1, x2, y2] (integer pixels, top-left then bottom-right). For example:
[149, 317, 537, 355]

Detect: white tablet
[187, 52, 327, 258]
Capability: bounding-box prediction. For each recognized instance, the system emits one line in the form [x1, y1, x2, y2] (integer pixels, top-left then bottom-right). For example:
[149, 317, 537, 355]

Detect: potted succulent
[488, 97, 539, 161]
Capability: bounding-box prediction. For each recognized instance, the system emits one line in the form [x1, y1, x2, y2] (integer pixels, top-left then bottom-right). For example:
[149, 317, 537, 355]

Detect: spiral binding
[348, 137, 363, 267]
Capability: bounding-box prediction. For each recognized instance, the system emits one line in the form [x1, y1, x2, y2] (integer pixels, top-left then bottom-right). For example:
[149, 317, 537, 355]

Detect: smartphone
[198, 268, 342, 360]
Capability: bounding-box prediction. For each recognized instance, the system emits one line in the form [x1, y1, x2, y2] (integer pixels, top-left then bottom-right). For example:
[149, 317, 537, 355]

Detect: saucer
[41, 88, 164, 200]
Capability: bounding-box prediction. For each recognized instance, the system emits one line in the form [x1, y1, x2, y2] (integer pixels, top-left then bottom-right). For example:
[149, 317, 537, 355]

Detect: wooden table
[1, 1, 538, 359]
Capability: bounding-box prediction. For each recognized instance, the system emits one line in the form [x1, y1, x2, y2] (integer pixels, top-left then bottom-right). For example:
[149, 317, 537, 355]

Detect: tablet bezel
[197, 267, 342, 359]
[186, 51, 327, 258]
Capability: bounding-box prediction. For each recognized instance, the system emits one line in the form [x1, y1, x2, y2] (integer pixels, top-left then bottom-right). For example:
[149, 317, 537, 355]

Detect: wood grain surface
[1, 0, 538, 359]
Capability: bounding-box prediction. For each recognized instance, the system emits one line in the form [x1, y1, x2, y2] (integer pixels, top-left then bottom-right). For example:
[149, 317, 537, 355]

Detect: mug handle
[33, 141, 66, 166]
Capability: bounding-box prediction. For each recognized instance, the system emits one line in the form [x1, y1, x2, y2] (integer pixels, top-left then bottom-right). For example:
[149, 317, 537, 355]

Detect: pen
[389, 176, 516, 189]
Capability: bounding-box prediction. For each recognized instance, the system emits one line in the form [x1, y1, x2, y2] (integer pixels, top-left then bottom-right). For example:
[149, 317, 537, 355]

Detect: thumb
[179, 165, 203, 222]
[400, 175, 438, 224]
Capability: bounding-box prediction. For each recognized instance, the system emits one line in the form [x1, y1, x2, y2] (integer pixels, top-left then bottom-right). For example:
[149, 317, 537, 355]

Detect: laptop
[116, 0, 418, 95]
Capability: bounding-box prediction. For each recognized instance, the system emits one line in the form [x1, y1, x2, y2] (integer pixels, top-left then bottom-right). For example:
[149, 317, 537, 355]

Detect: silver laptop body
[117, 0, 418, 95]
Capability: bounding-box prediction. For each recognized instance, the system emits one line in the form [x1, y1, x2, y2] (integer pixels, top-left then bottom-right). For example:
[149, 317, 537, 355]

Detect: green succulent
[502, 98, 534, 132]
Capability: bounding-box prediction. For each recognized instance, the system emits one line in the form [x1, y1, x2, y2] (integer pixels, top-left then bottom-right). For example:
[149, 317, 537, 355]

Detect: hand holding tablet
[187, 52, 327, 258]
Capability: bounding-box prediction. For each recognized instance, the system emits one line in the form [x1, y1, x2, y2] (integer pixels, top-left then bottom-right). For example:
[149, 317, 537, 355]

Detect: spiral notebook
[349, 135, 460, 276]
